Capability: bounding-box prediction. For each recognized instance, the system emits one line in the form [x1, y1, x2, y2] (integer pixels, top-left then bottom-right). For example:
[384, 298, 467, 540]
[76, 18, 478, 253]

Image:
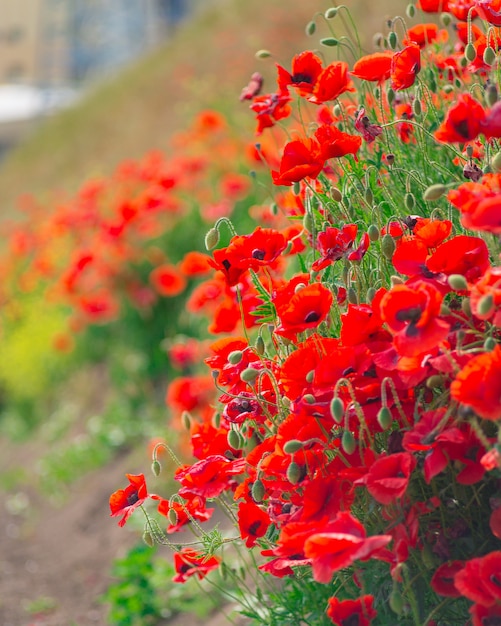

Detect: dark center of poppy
[222, 259, 231, 270]
[292, 72, 313, 84]
[454, 119, 471, 139]
[341, 615, 360, 626]
[248, 521, 262, 535]
[396, 306, 422, 323]
[491, 574, 501, 588]
[252, 248, 266, 260]
[482, 617, 501, 626]
[237, 399, 251, 413]
[304, 311, 321, 323]
[127, 491, 139, 506]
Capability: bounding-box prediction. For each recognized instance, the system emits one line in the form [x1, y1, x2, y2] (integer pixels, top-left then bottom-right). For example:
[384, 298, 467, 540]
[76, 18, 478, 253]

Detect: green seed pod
[388, 31, 398, 49]
[492, 152, 501, 172]
[486, 83, 498, 107]
[390, 275, 404, 286]
[368, 224, 380, 242]
[347, 287, 358, 305]
[377, 406, 393, 430]
[364, 187, 374, 204]
[465, 43, 477, 63]
[240, 367, 259, 383]
[484, 46, 496, 66]
[387, 87, 396, 105]
[366, 287, 377, 303]
[389, 587, 404, 616]
[423, 183, 446, 201]
[484, 336, 497, 351]
[426, 374, 446, 389]
[251, 479, 265, 502]
[168, 508, 178, 525]
[293, 181, 301, 195]
[478, 294, 495, 317]
[270, 202, 278, 215]
[341, 430, 356, 455]
[325, 7, 338, 18]
[412, 98, 422, 117]
[461, 297, 472, 317]
[381, 233, 396, 260]
[283, 439, 304, 454]
[404, 192, 416, 211]
[204, 227, 220, 251]
[255, 335, 265, 355]
[406, 3, 416, 18]
[303, 211, 314, 232]
[143, 531, 155, 547]
[305, 20, 316, 36]
[320, 37, 339, 47]
[330, 396, 345, 423]
[440, 303, 451, 316]
[255, 49, 271, 59]
[228, 350, 243, 365]
[182, 411, 192, 430]
[448, 274, 468, 291]
[331, 187, 343, 202]
[287, 461, 303, 485]
[303, 393, 316, 404]
[440, 11, 452, 26]
[227, 429, 242, 450]
[151, 460, 161, 477]
[306, 369, 315, 383]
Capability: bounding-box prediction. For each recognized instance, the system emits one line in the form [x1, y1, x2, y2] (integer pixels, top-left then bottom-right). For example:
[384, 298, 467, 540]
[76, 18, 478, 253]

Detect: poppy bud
[368, 224, 380, 242]
[486, 83, 498, 107]
[404, 193, 415, 211]
[293, 181, 301, 195]
[492, 152, 501, 172]
[227, 429, 243, 450]
[364, 187, 374, 204]
[426, 375, 446, 389]
[389, 586, 404, 616]
[390, 275, 404, 286]
[440, 12, 451, 26]
[412, 98, 422, 117]
[255, 49, 271, 59]
[305, 20, 316, 36]
[255, 335, 265, 355]
[325, 7, 338, 18]
[306, 369, 315, 383]
[423, 183, 446, 201]
[168, 508, 178, 525]
[240, 367, 259, 383]
[331, 187, 343, 202]
[465, 43, 477, 63]
[251, 479, 265, 503]
[205, 227, 219, 250]
[331, 396, 345, 423]
[366, 287, 376, 303]
[182, 411, 192, 430]
[303, 394, 316, 404]
[347, 287, 358, 305]
[387, 87, 396, 105]
[381, 234, 396, 260]
[448, 274, 468, 291]
[377, 407, 393, 430]
[287, 461, 303, 485]
[484, 337, 497, 351]
[478, 294, 494, 317]
[440, 303, 451, 316]
[143, 531, 155, 547]
[484, 46, 496, 66]
[151, 460, 161, 477]
[386, 153, 395, 165]
[321, 37, 339, 46]
[270, 202, 278, 215]
[341, 430, 356, 455]
[284, 439, 304, 454]
[406, 3, 416, 17]
[303, 212, 314, 232]
[228, 350, 243, 365]
[461, 298, 472, 317]
[388, 31, 398, 50]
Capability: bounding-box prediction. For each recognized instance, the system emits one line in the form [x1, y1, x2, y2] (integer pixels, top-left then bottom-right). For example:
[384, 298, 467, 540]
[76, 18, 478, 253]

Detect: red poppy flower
[277, 51, 323, 96]
[314, 125, 362, 161]
[250, 92, 292, 134]
[240, 71, 263, 101]
[426, 235, 490, 283]
[448, 173, 501, 234]
[158, 495, 214, 533]
[351, 52, 393, 82]
[450, 346, 501, 421]
[354, 108, 383, 143]
[326, 594, 377, 626]
[311, 224, 359, 271]
[173, 548, 220, 583]
[274, 282, 334, 339]
[110, 474, 155, 527]
[165, 375, 214, 414]
[434, 94, 486, 143]
[150, 264, 186, 297]
[431, 561, 464, 597]
[417, 0, 450, 11]
[404, 23, 444, 48]
[470, 603, 501, 626]
[175, 454, 246, 499]
[237, 501, 271, 547]
[308, 61, 354, 104]
[364, 452, 416, 505]
[380, 281, 450, 357]
[474, 0, 501, 24]
[391, 44, 421, 91]
[454, 552, 501, 606]
[271, 138, 324, 186]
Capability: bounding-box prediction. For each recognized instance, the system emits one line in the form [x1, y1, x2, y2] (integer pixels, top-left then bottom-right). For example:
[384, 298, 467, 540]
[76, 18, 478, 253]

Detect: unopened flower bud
[406, 3, 416, 17]
[484, 46, 496, 66]
[368, 224, 380, 242]
[404, 192, 416, 211]
[287, 461, 303, 485]
[426, 375, 446, 389]
[325, 7, 338, 18]
[386, 153, 395, 165]
[227, 429, 242, 450]
[366, 287, 377, 303]
[228, 350, 243, 365]
[387, 87, 396, 105]
[305, 20, 316, 36]
[486, 83, 498, 107]
[306, 369, 315, 383]
[321, 37, 339, 47]
[461, 297, 472, 317]
[331, 396, 345, 423]
[347, 287, 358, 305]
[448, 274, 468, 291]
[205, 227, 219, 251]
[143, 531, 155, 547]
[182, 411, 192, 430]
[381, 233, 396, 260]
[423, 183, 446, 201]
[484, 336, 497, 351]
[292, 181, 301, 195]
[440, 11, 452, 26]
[255, 49, 271, 59]
[303, 394, 316, 404]
[492, 152, 501, 172]
[377, 407, 393, 430]
[412, 98, 422, 117]
[168, 508, 178, 525]
[240, 367, 259, 383]
[341, 430, 356, 455]
[284, 439, 304, 454]
[389, 586, 404, 616]
[465, 43, 477, 63]
[331, 187, 343, 202]
[251, 479, 265, 502]
[364, 187, 374, 204]
[390, 275, 404, 286]
[151, 460, 161, 477]
[388, 31, 398, 50]
[478, 294, 494, 317]
[303, 212, 314, 231]
[255, 335, 265, 355]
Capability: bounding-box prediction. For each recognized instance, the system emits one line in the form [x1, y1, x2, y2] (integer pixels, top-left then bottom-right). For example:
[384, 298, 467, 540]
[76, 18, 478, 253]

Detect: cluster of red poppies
[111, 1, 501, 624]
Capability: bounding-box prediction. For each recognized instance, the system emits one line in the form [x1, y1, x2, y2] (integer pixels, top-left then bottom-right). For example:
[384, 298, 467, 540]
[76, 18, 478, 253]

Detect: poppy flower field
[105, 1, 501, 624]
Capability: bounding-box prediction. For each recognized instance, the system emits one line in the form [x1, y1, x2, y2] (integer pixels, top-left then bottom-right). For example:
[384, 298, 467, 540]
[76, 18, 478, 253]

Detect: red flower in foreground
[274, 282, 333, 339]
[238, 501, 271, 547]
[454, 551, 501, 606]
[314, 124, 362, 161]
[308, 61, 354, 104]
[391, 43, 421, 91]
[271, 138, 324, 186]
[110, 474, 155, 527]
[327, 594, 377, 626]
[351, 52, 393, 82]
[365, 452, 416, 505]
[431, 561, 464, 597]
[450, 346, 501, 420]
[175, 455, 246, 499]
[173, 548, 220, 583]
[434, 94, 486, 143]
[277, 50, 323, 96]
[474, 0, 501, 25]
[470, 603, 501, 626]
[448, 173, 501, 234]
